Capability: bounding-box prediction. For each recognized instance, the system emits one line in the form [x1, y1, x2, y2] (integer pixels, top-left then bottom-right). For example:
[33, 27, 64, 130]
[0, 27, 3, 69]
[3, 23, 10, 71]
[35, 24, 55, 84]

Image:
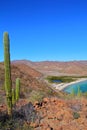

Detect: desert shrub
[0, 111, 34, 130]
[83, 92, 87, 97]
[0, 119, 34, 130]
[29, 90, 45, 103]
[47, 89, 54, 96]
[73, 112, 80, 119]
[77, 86, 82, 97]
[70, 88, 76, 97]
[13, 122, 34, 130]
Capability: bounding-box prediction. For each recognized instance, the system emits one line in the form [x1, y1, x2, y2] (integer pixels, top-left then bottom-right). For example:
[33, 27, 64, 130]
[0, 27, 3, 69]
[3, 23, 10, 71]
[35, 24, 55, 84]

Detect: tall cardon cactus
[3, 32, 12, 116]
[3, 32, 20, 116]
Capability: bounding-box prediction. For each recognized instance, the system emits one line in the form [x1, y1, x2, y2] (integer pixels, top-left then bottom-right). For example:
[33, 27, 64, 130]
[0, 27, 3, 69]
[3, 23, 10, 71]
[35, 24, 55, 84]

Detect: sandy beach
[51, 78, 87, 91]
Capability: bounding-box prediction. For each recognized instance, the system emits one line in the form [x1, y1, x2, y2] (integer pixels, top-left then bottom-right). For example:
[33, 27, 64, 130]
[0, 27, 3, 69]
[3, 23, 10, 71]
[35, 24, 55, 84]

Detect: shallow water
[63, 80, 87, 94]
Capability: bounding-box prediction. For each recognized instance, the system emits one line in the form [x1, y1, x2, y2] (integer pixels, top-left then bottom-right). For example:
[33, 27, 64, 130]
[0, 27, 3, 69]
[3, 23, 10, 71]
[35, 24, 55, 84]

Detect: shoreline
[51, 78, 87, 91]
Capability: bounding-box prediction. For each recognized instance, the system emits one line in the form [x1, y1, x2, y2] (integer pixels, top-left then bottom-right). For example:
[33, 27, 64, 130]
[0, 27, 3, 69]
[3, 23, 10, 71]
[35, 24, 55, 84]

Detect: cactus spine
[16, 78, 20, 101]
[3, 32, 12, 116]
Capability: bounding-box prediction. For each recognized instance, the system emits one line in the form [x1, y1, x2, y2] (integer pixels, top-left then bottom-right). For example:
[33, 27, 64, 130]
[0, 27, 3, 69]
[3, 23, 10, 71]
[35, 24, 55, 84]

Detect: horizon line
[1, 59, 87, 63]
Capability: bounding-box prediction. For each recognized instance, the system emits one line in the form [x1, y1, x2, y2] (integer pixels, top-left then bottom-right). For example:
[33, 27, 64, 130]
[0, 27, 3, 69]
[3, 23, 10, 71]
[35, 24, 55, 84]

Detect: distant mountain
[12, 60, 87, 76]
[33, 60, 87, 76]
[12, 60, 35, 68]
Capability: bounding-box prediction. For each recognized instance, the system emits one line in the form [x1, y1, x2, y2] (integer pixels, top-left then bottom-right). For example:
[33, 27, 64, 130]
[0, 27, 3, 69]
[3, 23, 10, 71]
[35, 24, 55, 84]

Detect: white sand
[51, 78, 87, 91]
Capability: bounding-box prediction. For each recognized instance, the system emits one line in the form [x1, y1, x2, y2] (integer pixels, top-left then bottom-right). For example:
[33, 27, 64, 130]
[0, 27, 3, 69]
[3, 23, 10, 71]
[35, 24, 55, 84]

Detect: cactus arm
[12, 89, 16, 106]
[16, 78, 20, 101]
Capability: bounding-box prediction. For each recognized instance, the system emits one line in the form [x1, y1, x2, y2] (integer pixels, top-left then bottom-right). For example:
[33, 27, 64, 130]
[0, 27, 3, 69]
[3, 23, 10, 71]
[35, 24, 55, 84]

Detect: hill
[12, 61, 43, 78]
[0, 60, 87, 130]
[14, 60, 87, 76]
[0, 62, 62, 104]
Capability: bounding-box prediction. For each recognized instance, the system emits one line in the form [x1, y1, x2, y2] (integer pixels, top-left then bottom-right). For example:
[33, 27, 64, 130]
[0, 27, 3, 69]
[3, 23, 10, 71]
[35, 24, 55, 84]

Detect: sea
[63, 80, 87, 94]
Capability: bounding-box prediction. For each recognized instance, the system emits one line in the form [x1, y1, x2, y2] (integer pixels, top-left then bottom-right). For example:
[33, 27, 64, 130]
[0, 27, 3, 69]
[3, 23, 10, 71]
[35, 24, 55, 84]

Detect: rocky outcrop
[33, 97, 87, 130]
[0, 97, 87, 130]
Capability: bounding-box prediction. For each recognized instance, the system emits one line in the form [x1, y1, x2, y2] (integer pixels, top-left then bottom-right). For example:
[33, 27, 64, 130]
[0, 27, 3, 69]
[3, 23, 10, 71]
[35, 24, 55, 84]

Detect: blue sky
[0, 0, 87, 61]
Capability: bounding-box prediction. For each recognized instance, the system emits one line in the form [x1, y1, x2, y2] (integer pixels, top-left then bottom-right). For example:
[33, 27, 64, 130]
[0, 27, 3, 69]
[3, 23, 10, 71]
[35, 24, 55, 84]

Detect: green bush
[46, 76, 77, 83]
[73, 112, 80, 119]
[0, 118, 34, 130]
[77, 86, 82, 97]
[47, 89, 53, 95]
[29, 90, 45, 103]
[71, 88, 75, 97]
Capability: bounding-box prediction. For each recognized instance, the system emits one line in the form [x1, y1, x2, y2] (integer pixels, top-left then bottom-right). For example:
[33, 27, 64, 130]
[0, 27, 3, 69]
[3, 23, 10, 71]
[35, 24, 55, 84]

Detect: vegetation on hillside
[46, 76, 76, 83]
[46, 75, 87, 83]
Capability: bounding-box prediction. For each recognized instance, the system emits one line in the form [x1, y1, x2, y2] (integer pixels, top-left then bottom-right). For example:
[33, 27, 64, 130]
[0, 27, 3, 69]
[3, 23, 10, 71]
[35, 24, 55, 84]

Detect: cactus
[12, 78, 20, 106]
[3, 32, 20, 116]
[12, 89, 16, 105]
[71, 88, 75, 97]
[3, 32, 12, 116]
[16, 78, 20, 101]
[12, 78, 20, 105]
[77, 86, 82, 97]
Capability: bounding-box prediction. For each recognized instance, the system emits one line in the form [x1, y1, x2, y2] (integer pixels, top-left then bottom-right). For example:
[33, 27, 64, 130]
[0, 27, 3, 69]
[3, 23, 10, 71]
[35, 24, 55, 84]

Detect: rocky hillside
[33, 97, 87, 130]
[1, 97, 87, 130]
[0, 62, 42, 91]
[0, 62, 62, 104]
[12, 62, 43, 78]
[0, 61, 87, 130]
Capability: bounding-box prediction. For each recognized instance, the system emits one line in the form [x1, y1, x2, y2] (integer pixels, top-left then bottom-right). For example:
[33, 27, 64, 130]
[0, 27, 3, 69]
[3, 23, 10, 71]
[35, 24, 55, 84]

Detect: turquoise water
[63, 80, 87, 94]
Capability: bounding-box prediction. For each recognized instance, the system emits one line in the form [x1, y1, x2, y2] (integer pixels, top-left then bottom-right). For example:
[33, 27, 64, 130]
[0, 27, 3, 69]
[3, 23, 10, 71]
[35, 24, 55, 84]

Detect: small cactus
[12, 78, 20, 106]
[77, 86, 82, 97]
[16, 78, 20, 101]
[71, 88, 75, 97]
[12, 89, 16, 105]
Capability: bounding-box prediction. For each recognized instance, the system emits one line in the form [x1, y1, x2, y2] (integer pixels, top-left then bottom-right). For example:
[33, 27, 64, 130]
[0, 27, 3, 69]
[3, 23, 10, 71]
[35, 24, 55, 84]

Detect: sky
[0, 0, 87, 62]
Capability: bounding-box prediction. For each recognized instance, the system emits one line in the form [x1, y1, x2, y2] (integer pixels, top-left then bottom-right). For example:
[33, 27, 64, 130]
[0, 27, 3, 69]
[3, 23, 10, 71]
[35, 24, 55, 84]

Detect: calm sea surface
[63, 80, 87, 94]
